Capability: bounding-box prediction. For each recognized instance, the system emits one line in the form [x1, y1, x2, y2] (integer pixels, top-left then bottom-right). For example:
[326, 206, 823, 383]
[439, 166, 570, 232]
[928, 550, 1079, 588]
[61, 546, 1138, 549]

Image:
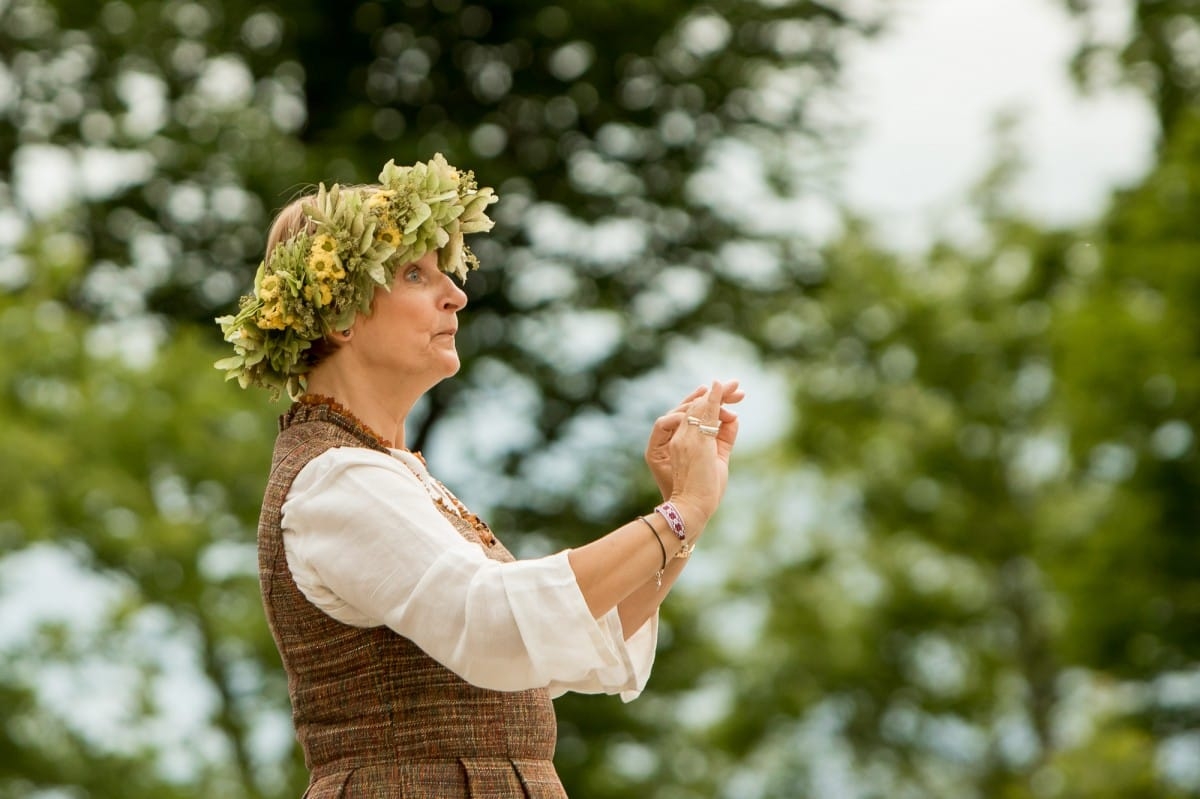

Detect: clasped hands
[644, 380, 744, 527]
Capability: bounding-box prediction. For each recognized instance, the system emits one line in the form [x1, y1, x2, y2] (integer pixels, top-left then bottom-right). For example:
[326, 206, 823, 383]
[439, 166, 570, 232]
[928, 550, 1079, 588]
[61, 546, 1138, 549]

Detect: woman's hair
[265, 195, 319, 267]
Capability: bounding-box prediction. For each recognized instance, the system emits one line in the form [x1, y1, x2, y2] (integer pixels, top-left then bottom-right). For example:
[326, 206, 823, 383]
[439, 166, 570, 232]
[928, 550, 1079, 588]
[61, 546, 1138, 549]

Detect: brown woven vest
[258, 400, 566, 798]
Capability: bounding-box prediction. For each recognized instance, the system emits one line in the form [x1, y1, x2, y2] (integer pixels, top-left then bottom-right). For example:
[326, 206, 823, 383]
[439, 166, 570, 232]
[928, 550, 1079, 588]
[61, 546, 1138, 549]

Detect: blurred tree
[1055, 109, 1200, 658]
[704, 212, 1093, 796]
[1044, 107, 1200, 793]
[1063, 0, 1200, 139]
[671, 108, 1200, 796]
[0, 221, 295, 797]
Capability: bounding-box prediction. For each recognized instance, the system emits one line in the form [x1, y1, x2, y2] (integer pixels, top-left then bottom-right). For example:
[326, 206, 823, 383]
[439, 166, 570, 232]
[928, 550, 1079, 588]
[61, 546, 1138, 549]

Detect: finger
[653, 410, 685, 429]
[716, 414, 739, 456]
[701, 379, 723, 419]
[678, 382, 723, 440]
[651, 411, 687, 440]
[710, 406, 739, 449]
[716, 379, 743, 402]
[670, 401, 705, 443]
[679, 383, 718, 422]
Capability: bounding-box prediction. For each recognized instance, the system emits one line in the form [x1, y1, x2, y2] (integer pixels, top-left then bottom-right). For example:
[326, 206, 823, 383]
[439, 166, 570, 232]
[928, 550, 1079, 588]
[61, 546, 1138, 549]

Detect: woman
[216, 154, 742, 797]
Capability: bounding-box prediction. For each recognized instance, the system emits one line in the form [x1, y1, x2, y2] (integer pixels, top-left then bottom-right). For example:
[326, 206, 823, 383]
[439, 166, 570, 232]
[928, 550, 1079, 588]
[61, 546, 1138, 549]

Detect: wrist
[655, 478, 672, 501]
[651, 501, 696, 561]
[661, 496, 709, 543]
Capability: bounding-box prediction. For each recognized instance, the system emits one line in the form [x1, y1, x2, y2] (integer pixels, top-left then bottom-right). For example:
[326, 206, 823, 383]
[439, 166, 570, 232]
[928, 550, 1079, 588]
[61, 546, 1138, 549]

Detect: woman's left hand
[645, 380, 744, 498]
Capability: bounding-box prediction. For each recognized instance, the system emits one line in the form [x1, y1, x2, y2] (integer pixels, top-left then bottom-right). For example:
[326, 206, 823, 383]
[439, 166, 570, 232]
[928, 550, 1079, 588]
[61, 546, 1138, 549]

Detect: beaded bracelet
[654, 501, 687, 542]
[637, 516, 667, 589]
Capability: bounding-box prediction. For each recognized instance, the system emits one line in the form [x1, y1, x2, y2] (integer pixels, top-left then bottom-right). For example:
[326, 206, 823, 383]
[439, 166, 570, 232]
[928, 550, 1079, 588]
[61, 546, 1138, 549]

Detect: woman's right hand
[664, 380, 742, 532]
[645, 381, 742, 499]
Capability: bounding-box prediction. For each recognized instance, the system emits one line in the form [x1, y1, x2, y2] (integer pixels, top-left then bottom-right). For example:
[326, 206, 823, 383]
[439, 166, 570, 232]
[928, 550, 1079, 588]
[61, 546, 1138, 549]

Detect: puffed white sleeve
[280, 447, 657, 701]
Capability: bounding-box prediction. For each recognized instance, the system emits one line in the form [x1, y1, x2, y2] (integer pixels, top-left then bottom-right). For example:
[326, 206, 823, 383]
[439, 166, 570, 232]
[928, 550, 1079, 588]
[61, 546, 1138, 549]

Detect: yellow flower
[258, 303, 287, 330]
[309, 260, 345, 292]
[311, 234, 338, 255]
[308, 247, 343, 276]
[365, 190, 395, 214]
[259, 274, 281, 302]
[304, 283, 333, 307]
[376, 223, 401, 248]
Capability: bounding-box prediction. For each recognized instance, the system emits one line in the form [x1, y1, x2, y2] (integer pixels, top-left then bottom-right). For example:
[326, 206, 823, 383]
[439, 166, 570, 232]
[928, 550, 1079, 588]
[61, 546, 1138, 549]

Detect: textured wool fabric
[259, 400, 567, 798]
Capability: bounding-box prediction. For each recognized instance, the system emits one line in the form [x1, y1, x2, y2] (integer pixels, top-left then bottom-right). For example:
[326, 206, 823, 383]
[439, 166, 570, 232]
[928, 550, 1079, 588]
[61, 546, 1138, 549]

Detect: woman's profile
[216, 154, 742, 797]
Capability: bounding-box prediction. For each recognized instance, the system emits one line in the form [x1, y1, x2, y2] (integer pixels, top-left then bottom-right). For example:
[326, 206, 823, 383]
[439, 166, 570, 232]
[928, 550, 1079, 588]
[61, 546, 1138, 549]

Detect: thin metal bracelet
[638, 516, 668, 589]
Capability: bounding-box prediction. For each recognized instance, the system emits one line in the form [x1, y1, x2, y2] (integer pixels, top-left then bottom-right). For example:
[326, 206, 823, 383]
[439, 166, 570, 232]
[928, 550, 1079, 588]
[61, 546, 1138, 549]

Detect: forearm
[617, 555, 687, 638]
[567, 508, 702, 620]
[575, 378, 738, 625]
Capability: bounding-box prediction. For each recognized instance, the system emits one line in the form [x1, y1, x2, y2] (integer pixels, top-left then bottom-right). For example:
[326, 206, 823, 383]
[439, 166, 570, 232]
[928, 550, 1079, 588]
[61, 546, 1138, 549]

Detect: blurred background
[1, 0, 1197, 796]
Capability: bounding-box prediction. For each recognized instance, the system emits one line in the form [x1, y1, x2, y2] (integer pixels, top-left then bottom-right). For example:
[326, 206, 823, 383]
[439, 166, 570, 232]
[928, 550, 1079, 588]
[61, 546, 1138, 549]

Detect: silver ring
[687, 415, 703, 426]
[698, 424, 720, 437]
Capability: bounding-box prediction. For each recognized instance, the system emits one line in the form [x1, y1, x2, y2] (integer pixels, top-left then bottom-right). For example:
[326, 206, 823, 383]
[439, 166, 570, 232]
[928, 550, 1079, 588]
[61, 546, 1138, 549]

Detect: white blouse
[280, 446, 657, 701]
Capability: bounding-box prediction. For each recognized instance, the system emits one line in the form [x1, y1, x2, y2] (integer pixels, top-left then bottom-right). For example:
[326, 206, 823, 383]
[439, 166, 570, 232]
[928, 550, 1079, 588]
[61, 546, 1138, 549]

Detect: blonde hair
[265, 194, 318, 267]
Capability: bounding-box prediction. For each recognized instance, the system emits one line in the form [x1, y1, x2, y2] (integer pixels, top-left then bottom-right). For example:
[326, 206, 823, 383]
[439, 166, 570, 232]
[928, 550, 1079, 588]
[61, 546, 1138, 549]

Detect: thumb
[650, 411, 686, 442]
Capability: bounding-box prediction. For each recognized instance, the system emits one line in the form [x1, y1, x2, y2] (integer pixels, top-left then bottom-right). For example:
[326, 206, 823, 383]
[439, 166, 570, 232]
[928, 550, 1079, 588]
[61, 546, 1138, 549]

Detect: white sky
[838, 0, 1157, 250]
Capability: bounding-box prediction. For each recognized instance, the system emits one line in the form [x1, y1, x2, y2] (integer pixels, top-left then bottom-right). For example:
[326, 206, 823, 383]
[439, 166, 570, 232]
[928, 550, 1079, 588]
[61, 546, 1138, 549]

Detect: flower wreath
[215, 154, 497, 398]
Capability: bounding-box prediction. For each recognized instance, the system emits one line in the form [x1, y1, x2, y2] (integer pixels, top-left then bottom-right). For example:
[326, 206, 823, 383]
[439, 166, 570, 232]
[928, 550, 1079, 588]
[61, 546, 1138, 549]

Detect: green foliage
[684, 116, 1200, 798]
[0, 232, 302, 797]
[1048, 109, 1200, 679]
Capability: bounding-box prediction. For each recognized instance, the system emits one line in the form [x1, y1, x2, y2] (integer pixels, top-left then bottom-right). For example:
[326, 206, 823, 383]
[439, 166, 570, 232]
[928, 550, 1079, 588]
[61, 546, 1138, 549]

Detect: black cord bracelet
[638, 516, 668, 589]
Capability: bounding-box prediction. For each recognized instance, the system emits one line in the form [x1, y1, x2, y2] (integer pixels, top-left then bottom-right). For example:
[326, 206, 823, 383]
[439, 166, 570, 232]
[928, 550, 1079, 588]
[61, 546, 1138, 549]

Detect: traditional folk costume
[221, 157, 657, 797]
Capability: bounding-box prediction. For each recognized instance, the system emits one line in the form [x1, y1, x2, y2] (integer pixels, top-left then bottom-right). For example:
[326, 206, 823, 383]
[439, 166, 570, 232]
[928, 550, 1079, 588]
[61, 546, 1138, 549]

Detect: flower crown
[214, 154, 497, 398]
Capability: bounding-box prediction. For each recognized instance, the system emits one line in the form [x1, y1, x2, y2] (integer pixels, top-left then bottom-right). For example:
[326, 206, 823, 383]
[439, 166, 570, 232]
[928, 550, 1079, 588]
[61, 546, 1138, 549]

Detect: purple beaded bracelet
[654, 501, 687, 542]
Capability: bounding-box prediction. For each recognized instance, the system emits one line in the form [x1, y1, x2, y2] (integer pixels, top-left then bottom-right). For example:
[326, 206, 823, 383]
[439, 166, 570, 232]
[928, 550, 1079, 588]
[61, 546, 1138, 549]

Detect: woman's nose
[443, 273, 468, 311]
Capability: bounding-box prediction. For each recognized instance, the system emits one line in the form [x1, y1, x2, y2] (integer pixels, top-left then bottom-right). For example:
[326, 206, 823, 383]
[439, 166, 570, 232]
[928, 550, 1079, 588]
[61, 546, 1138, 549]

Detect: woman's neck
[304, 369, 421, 450]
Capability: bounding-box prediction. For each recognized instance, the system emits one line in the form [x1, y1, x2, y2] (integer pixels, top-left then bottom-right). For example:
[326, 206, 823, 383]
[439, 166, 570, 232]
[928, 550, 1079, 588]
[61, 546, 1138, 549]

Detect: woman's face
[347, 250, 469, 390]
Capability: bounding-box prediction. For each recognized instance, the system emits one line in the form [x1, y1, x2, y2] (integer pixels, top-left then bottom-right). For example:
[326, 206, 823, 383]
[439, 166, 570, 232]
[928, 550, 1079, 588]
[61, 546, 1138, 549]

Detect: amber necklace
[399, 452, 498, 547]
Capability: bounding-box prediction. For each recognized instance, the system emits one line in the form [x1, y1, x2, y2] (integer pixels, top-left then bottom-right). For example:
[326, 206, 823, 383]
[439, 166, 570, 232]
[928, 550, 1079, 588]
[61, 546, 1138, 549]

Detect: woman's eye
[405, 267, 422, 282]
